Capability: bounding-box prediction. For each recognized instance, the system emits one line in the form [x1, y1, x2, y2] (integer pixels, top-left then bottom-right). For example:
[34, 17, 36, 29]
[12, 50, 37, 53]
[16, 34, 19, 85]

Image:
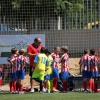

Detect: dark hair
[84, 49, 89, 54]
[45, 49, 51, 55]
[90, 49, 95, 55]
[54, 46, 60, 50]
[11, 48, 18, 54]
[34, 38, 38, 42]
[40, 47, 47, 53]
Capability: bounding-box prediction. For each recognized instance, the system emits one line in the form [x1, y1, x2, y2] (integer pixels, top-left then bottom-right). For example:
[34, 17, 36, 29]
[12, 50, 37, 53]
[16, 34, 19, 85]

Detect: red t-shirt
[27, 43, 42, 66]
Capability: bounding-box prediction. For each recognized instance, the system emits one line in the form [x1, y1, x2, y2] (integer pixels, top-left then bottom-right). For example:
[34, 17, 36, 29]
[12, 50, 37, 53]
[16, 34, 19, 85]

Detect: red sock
[19, 83, 23, 92]
[83, 81, 87, 91]
[13, 81, 16, 92]
[10, 82, 13, 92]
[16, 83, 19, 91]
[94, 84, 98, 92]
[88, 80, 92, 90]
[63, 81, 67, 91]
[53, 79, 58, 89]
[44, 82, 46, 89]
[0, 78, 2, 86]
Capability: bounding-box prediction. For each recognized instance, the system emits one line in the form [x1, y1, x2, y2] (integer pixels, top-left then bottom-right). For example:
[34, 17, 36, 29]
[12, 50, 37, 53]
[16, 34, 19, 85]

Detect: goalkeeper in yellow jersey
[45, 49, 53, 93]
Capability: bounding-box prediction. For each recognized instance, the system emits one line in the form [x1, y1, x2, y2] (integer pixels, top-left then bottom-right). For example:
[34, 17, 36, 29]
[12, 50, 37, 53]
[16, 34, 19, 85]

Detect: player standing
[32, 47, 47, 93]
[45, 49, 53, 93]
[0, 65, 3, 91]
[60, 46, 69, 93]
[7, 48, 18, 93]
[16, 48, 28, 94]
[51, 46, 60, 91]
[79, 49, 92, 93]
[90, 49, 99, 92]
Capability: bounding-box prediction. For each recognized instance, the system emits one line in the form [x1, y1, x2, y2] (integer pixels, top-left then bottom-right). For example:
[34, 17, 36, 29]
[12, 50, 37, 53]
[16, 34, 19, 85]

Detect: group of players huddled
[0, 46, 100, 94]
[79, 49, 100, 93]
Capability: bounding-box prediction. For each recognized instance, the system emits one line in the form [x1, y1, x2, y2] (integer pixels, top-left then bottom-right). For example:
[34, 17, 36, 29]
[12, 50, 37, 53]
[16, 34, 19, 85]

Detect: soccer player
[79, 49, 92, 93]
[7, 48, 19, 93]
[90, 49, 99, 92]
[16, 48, 28, 94]
[0, 65, 3, 91]
[45, 49, 53, 93]
[51, 46, 60, 91]
[32, 47, 47, 93]
[59, 46, 69, 93]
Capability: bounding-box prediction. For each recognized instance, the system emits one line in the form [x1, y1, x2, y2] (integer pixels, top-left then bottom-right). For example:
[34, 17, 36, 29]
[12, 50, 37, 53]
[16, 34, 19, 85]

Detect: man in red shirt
[27, 38, 42, 92]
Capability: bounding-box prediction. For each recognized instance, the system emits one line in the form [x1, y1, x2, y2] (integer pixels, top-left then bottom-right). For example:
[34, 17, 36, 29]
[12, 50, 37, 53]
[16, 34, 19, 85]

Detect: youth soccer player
[16, 48, 28, 94]
[51, 46, 60, 91]
[0, 65, 3, 91]
[90, 49, 99, 92]
[45, 49, 53, 93]
[7, 48, 19, 93]
[59, 46, 69, 93]
[79, 49, 92, 93]
[32, 47, 47, 93]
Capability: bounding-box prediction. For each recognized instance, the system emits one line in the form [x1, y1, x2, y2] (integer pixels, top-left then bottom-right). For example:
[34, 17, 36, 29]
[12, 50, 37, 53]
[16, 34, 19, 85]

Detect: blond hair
[61, 46, 68, 53]
[19, 48, 25, 55]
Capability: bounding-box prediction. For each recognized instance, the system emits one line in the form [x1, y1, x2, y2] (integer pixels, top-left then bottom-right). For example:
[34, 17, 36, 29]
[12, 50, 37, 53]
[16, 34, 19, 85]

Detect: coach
[27, 38, 42, 92]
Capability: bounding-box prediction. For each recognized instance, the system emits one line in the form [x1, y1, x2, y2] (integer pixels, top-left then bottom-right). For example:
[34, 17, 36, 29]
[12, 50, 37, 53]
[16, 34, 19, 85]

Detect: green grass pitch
[0, 92, 100, 100]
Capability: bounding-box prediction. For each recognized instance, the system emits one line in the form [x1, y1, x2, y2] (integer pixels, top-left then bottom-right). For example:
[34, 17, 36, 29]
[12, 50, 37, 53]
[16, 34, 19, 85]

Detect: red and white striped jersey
[97, 57, 100, 67]
[51, 53, 59, 69]
[90, 55, 98, 72]
[60, 53, 69, 72]
[7, 54, 18, 73]
[80, 55, 91, 71]
[17, 55, 28, 71]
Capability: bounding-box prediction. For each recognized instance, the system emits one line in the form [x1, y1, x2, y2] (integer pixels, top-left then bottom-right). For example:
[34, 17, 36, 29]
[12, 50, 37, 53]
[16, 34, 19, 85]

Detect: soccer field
[0, 92, 100, 100]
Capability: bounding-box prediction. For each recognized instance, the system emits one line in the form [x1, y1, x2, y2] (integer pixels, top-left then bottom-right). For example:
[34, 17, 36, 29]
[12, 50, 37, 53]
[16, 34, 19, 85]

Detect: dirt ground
[2, 58, 81, 90]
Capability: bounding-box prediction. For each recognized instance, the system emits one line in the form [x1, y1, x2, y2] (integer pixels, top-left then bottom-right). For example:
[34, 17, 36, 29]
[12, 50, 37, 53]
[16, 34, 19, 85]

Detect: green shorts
[32, 72, 44, 80]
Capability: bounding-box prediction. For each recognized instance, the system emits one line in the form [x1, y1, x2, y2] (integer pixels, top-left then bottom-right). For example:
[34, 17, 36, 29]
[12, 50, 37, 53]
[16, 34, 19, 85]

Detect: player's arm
[27, 46, 37, 57]
[33, 54, 39, 69]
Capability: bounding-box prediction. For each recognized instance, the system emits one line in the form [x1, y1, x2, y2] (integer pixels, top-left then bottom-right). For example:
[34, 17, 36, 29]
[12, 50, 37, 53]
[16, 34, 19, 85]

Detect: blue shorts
[53, 68, 59, 78]
[91, 71, 98, 78]
[10, 73, 17, 79]
[46, 74, 53, 80]
[16, 70, 25, 80]
[61, 72, 69, 80]
[82, 70, 92, 79]
[0, 72, 2, 77]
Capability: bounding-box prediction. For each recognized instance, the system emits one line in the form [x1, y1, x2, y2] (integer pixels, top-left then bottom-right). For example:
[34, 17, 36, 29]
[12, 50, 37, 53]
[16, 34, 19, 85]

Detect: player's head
[45, 49, 51, 56]
[61, 46, 68, 54]
[54, 46, 60, 54]
[19, 48, 25, 55]
[84, 49, 89, 55]
[34, 38, 41, 47]
[40, 47, 46, 53]
[90, 49, 96, 55]
[11, 48, 18, 55]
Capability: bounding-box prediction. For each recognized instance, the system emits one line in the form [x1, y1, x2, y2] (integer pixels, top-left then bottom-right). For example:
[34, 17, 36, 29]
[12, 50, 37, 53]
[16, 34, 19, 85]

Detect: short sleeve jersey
[51, 53, 59, 69]
[27, 43, 42, 66]
[46, 55, 53, 75]
[17, 55, 28, 71]
[34, 53, 47, 75]
[60, 53, 69, 72]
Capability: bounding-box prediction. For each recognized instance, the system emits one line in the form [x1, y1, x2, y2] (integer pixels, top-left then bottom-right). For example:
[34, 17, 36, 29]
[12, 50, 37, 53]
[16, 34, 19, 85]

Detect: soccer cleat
[88, 90, 92, 93]
[50, 90, 54, 93]
[19, 91, 24, 94]
[60, 91, 68, 93]
[43, 88, 46, 93]
[30, 88, 34, 93]
[15, 91, 19, 94]
[45, 90, 50, 93]
[53, 88, 59, 92]
[84, 90, 88, 93]
[39, 91, 44, 93]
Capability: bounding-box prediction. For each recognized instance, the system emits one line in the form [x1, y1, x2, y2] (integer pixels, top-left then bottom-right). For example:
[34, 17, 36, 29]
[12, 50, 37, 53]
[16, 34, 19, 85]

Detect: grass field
[0, 92, 100, 100]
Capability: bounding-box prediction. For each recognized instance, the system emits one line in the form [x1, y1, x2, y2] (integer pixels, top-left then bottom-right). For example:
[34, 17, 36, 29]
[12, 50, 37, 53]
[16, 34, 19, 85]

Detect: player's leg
[82, 70, 87, 92]
[50, 80, 53, 93]
[94, 72, 99, 92]
[18, 70, 25, 93]
[46, 79, 50, 93]
[0, 72, 2, 91]
[61, 72, 69, 93]
[29, 67, 34, 92]
[53, 68, 59, 91]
